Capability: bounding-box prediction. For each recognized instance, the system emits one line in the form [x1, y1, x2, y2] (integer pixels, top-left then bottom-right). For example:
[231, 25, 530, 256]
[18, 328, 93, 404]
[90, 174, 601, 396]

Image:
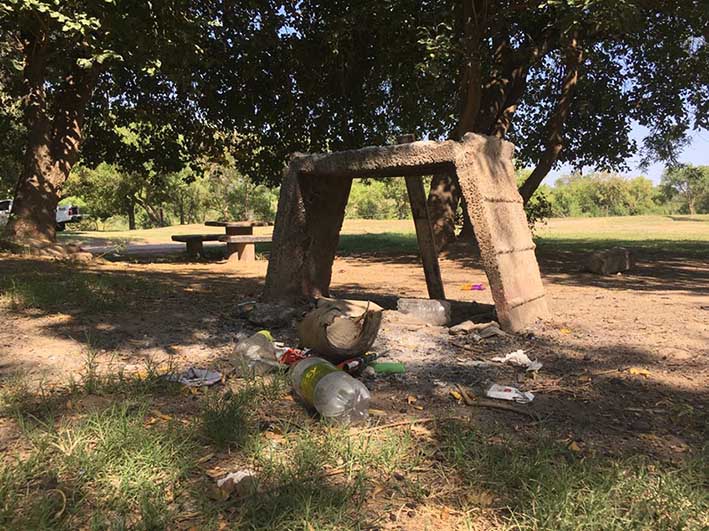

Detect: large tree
[206, 0, 708, 248]
[0, 0, 223, 244]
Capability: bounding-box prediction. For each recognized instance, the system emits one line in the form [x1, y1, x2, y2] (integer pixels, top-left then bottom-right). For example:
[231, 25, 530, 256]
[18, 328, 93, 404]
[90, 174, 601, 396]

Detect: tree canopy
[1, 0, 707, 244]
[0, 0, 226, 242]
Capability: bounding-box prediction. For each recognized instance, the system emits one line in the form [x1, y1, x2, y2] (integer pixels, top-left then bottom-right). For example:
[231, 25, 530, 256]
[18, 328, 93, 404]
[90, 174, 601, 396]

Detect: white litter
[486, 384, 535, 403]
[216, 469, 258, 497]
[491, 349, 542, 372]
[167, 367, 222, 387]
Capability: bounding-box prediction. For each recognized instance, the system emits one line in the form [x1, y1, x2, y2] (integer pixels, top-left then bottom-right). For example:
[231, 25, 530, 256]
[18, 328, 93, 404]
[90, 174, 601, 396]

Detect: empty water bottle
[290, 357, 370, 424]
[397, 298, 451, 326]
[231, 330, 280, 376]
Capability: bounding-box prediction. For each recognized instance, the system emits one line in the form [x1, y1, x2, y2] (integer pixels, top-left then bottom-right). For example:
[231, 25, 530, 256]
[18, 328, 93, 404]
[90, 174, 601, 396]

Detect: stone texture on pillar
[263, 134, 549, 332]
[263, 158, 352, 301]
[454, 134, 549, 331]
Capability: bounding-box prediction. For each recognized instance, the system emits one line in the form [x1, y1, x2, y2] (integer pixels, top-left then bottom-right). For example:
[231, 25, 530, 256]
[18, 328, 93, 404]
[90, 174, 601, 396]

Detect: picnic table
[204, 220, 272, 262]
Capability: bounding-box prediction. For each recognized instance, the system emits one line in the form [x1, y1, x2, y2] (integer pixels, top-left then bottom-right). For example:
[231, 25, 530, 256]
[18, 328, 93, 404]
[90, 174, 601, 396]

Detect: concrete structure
[263, 133, 549, 331]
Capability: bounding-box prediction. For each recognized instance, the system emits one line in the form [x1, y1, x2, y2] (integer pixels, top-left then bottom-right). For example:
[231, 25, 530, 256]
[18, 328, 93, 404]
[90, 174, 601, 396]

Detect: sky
[549, 124, 709, 184]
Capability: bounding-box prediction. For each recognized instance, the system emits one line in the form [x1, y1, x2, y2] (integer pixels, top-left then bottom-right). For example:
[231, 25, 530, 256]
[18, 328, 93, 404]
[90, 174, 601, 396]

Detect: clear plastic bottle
[397, 298, 451, 326]
[231, 330, 279, 376]
[290, 357, 371, 424]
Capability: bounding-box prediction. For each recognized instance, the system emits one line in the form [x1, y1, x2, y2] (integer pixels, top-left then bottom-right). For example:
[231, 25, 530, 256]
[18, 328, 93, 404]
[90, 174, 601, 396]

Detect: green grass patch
[440, 421, 709, 531]
[0, 268, 162, 314]
[2, 357, 706, 530]
[200, 387, 259, 450]
[0, 402, 194, 530]
[535, 237, 709, 259]
[337, 233, 420, 255]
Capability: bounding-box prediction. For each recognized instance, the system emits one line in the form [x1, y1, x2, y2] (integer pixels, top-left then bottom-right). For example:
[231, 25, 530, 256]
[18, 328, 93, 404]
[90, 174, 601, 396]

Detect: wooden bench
[220, 235, 272, 262]
[171, 234, 222, 259]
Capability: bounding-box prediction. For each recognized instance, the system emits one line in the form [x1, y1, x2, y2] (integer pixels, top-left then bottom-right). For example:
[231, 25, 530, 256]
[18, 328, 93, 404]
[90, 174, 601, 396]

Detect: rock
[69, 251, 94, 264]
[587, 247, 634, 275]
[246, 303, 298, 328]
[449, 320, 507, 338]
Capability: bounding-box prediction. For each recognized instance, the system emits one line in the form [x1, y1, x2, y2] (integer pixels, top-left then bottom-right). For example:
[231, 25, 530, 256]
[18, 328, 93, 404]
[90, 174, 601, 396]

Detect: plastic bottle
[231, 330, 279, 376]
[290, 357, 371, 424]
[397, 298, 451, 326]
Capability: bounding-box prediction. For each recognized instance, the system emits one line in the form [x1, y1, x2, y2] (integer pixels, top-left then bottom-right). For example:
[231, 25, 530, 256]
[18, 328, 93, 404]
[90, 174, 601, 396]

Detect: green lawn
[62, 214, 709, 246]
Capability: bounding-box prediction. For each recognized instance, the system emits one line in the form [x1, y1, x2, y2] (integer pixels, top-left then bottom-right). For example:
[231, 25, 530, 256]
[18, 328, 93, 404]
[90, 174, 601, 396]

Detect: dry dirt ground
[1, 225, 707, 464]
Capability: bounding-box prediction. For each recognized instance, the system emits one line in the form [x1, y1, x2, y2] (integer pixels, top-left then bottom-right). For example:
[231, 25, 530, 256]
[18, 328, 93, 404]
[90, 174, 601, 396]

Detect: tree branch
[519, 32, 584, 204]
[50, 63, 99, 181]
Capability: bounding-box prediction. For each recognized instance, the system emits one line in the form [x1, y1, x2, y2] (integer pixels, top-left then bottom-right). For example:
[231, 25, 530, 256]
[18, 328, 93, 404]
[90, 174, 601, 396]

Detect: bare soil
[0, 236, 707, 462]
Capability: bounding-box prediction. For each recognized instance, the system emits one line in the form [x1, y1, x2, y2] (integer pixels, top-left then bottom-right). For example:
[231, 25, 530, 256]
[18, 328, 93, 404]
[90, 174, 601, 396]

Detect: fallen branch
[355, 415, 469, 434]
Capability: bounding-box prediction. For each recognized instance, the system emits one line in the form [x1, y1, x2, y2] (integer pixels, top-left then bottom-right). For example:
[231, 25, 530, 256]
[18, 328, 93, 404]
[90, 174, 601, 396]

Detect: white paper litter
[217, 469, 257, 488]
[486, 384, 535, 403]
[491, 349, 543, 371]
[216, 469, 258, 497]
[166, 367, 222, 387]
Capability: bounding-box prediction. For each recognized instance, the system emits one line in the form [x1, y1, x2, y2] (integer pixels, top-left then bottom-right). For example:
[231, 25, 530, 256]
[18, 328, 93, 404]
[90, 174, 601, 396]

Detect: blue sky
[550, 125, 709, 184]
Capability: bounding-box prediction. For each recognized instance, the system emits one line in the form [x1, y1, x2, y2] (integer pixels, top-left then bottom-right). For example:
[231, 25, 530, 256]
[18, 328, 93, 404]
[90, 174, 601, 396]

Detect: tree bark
[2, 36, 97, 245]
[127, 198, 136, 230]
[426, 1, 487, 250]
[519, 34, 583, 204]
[426, 172, 460, 251]
[426, 17, 559, 248]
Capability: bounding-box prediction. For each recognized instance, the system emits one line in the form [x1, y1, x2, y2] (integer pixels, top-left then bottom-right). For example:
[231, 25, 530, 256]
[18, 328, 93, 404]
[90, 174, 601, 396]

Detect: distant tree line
[61, 160, 278, 231]
[56, 164, 707, 231]
[526, 166, 709, 220]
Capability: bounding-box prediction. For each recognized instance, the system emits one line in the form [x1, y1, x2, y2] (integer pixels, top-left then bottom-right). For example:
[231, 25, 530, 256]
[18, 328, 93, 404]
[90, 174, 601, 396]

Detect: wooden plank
[397, 134, 445, 300]
[405, 175, 446, 299]
[205, 220, 270, 228]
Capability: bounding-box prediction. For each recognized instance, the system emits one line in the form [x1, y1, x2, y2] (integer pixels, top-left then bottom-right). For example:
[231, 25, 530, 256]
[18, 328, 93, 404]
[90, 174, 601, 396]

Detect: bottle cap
[256, 330, 274, 342]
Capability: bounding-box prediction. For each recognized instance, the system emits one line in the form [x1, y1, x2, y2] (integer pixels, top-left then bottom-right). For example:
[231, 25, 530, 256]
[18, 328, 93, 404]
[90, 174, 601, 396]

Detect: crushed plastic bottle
[231, 330, 280, 376]
[290, 357, 371, 424]
[397, 298, 451, 326]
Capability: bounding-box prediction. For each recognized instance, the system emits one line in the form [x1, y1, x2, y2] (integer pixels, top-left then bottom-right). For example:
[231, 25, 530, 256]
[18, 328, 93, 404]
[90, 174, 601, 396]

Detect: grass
[1, 358, 706, 530]
[2, 214, 707, 528]
[59, 215, 709, 260]
[440, 421, 708, 530]
[0, 262, 167, 318]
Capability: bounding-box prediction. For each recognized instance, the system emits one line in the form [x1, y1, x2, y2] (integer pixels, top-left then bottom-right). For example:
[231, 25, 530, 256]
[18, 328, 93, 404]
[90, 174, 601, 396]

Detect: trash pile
[173, 295, 545, 425]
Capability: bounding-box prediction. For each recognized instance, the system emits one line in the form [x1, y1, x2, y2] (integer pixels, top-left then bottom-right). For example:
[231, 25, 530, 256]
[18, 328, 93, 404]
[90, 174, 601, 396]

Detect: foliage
[346, 179, 411, 220]
[0, 0, 226, 173]
[63, 159, 278, 229]
[538, 172, 669, 218]
[199, 1, 707, 191]
[660, 165, 709, 215]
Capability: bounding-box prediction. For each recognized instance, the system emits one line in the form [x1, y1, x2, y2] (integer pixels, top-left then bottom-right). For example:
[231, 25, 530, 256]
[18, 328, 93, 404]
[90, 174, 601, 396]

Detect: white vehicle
[0, 199, 82, 231]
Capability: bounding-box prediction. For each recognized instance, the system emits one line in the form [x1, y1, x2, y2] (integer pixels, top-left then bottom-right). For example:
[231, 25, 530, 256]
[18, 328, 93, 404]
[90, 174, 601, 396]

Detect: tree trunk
[688, 195, 696, 215]
[425, 21, 559, 245]
[127, 198, 136, 230]
[426, 172, 460, 251]
[3, 36, 57, 243]
[2, 36, 96, 245]
[425, 1, 487, 250]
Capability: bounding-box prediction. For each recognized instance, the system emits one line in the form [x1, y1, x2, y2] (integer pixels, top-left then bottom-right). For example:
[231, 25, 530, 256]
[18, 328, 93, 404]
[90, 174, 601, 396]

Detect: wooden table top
[205, 220, 270, 228]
